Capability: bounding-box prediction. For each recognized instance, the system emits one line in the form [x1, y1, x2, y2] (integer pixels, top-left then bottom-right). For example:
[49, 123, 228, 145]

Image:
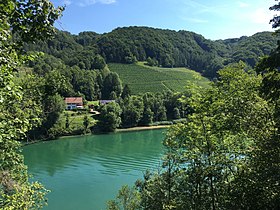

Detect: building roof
[64, 97, 83, 104]
[99, 100, 115, 105]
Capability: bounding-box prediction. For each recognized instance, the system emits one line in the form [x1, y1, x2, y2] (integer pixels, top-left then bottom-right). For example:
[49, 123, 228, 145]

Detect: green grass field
[87, 101, 99, 106]
[58, 110, 97, 131]
[109, 62, 209, 94]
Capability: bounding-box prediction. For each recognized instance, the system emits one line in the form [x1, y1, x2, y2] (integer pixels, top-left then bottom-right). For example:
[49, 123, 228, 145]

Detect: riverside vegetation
[1, 0, 280, 209]
[19, 27, 279, 139]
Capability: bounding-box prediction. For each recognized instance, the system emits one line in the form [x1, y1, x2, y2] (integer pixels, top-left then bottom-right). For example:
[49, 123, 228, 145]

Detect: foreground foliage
[108, 2, 280, 208]
[107, 62, 280, 210]
[0, 0, 62, 209]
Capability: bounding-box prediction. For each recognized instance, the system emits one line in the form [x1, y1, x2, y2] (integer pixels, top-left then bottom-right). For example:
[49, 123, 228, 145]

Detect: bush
[150, 121, 173, 126]
[172, 118, 187, 124]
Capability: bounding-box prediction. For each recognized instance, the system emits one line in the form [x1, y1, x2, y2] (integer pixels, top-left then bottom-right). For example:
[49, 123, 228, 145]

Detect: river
[23, 129, 166, 210]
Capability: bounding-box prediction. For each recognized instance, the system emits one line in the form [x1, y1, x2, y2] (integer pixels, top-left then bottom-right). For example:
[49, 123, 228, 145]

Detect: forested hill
[25, 26, 278, 78]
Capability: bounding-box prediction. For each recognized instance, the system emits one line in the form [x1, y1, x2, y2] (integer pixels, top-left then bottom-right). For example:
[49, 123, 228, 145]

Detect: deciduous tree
[98, 102, 122, 132]
[0, 0, 63, 208]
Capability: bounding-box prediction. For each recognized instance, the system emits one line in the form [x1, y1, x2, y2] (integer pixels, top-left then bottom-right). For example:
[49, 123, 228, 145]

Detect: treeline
[97, 91, 188, 132]
[26, 53, 122, 101]
[25, 27, 278, 79]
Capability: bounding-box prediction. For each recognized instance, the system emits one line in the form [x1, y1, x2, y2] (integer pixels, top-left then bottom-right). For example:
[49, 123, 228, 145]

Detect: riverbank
[23, 125, 170, 146]
[116, 125, 170, 132]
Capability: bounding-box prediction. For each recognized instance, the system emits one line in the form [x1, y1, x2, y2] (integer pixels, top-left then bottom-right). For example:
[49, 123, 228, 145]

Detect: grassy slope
[57, 111, 97, 132]
[109, 62, 209, 94]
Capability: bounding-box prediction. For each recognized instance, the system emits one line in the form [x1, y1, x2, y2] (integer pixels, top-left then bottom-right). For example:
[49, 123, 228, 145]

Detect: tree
[98, 102, 122, 132]
[102, 72, 123, 99]
[17, 74, 45, 132]
[143, 93, 166, 122]
[270, 1, 280, 29]
[83, 115, 90, 133]
[2, 0, 63, 44]
[162, 91, 183, 120]
[124, 62, 273, 210]
[140, 107, 154, 125]
[238, 2, 280, 208]
[121, 96, 144, 127]
[65, 113, 70, 129]
[44, 70, 73, 96]
[0, 0, 63, 209]
[146, 57, 158, 66]
[25, 73, 66, 140]
[121, 84, 131, 99]
[91, 54, 106, 70]
[173, 107, 180, 119]
[110, 91, 117, 100]
[124, 55, 137, 64]
[70, 68, 96, 101]
[107, 185, 141, 210]
[43, 93, 65, 131]
[255, 0, 280, 103]
[157, 105, 167, 121]
[162, 54, 175, 68]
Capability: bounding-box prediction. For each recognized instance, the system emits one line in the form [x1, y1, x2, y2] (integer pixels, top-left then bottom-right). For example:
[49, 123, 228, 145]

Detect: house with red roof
[64, 97, 83, 110]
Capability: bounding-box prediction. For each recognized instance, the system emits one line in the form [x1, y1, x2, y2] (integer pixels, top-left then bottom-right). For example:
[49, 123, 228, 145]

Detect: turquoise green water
[23, 129, 165, 210]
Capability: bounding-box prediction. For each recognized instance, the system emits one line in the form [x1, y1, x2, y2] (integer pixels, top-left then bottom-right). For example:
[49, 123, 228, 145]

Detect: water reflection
[23, 129, 165, 210]
[24, 129, 165, 176]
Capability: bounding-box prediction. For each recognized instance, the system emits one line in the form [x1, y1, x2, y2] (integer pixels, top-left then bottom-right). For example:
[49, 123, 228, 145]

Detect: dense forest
[1, 0, 280, 209]
[25, 27, 278, 79]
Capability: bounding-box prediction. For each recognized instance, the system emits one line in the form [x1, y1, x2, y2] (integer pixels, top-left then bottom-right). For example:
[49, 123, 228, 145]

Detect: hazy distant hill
[25, 26, 278, 79]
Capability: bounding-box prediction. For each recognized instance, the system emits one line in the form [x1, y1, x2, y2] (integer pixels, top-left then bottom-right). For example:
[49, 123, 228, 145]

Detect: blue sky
[52, 0, 278, 40]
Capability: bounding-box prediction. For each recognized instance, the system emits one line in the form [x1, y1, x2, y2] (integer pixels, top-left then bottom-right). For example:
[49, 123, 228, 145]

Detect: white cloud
[251, 8, 272, 24]
[240, 6, 275, 25]
[231, 5, 275, 36]
[237, 0, 279, 25]
[78, 0, 116, 7]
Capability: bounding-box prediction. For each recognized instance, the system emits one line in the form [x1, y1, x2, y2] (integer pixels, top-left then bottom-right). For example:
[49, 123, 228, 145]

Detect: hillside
[109, 62, 209, 94]
[25, 27, 279, 79]
[215, 32, 277, 67]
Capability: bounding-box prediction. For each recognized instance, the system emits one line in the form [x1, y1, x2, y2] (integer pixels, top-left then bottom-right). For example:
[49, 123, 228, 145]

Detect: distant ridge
[25, 26, 278, 78]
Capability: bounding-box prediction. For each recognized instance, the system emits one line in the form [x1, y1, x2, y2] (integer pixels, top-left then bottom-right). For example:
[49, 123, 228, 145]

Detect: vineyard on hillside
[109, 62, 209, 94]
